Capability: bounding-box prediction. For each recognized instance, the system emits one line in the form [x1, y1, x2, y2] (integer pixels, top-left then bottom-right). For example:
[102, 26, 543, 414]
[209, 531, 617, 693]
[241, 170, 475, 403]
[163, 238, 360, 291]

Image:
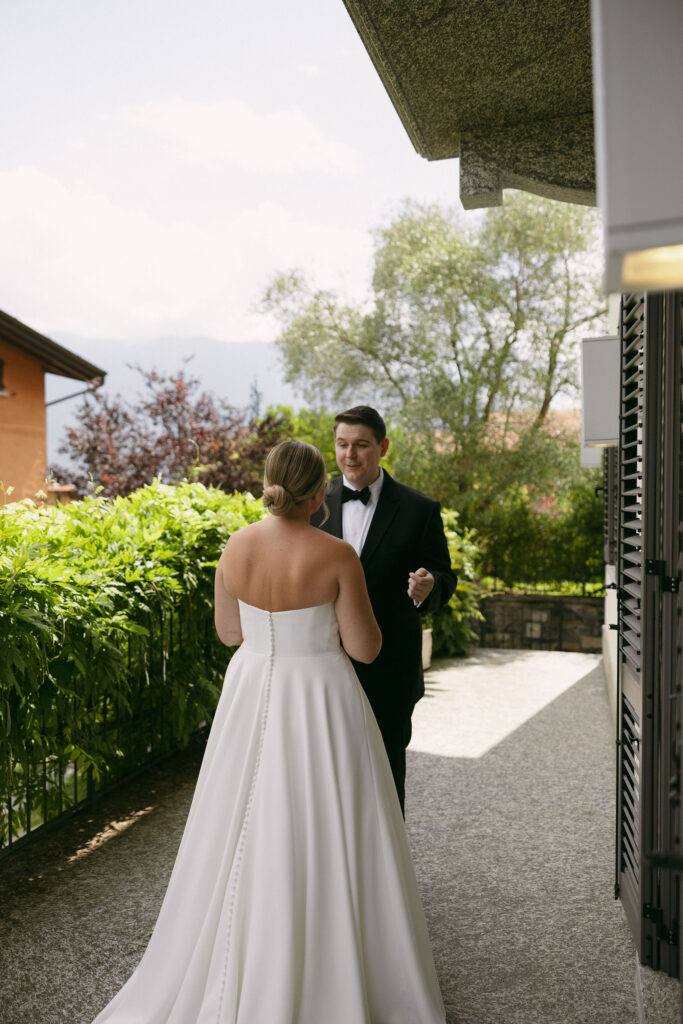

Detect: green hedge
[0, 483, 477, 848]
[426, 509, 483, 658]
[476, 476, 603, 590]
[0, 482, 265, 848]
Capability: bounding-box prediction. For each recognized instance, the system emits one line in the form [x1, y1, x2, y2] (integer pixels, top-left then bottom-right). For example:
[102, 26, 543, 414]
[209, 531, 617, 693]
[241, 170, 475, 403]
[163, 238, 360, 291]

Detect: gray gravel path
[408, 650, 638, 1024]
[0, 650, 640, 1024]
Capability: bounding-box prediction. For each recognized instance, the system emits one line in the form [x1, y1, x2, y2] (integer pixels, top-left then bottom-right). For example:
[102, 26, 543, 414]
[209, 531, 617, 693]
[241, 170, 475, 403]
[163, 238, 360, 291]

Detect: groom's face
[334, 422, 389, 489]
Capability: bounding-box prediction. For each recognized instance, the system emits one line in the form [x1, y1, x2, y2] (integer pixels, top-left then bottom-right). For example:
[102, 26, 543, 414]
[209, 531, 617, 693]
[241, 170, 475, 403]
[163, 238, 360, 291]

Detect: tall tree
[262, 193, 607, 521]
[52, 367, 286, 497]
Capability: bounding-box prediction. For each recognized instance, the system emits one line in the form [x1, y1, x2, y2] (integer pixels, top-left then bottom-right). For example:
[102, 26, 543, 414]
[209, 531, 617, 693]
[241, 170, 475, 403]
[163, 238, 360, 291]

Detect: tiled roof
[0, 310, 106, 382]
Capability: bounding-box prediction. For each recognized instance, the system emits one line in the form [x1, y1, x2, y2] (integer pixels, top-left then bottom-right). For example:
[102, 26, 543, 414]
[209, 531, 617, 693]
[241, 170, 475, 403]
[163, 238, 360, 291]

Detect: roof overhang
[342, 0, 596, 209]
[0, 310, 106, 382]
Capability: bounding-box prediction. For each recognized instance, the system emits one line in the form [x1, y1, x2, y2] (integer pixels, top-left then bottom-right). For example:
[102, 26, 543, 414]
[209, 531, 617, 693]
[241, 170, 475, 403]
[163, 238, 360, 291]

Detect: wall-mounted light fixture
[621, 246, 683, 291]
[591, 0, 683, 291]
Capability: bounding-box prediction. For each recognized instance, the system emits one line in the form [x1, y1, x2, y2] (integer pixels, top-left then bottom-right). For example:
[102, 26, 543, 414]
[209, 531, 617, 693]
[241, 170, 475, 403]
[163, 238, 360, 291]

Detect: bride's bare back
[215, 516, 381, 664]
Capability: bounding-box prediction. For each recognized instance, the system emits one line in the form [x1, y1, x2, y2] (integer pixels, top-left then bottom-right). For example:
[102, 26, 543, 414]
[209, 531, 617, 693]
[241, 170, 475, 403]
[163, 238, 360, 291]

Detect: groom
[311, 406, 457, 814]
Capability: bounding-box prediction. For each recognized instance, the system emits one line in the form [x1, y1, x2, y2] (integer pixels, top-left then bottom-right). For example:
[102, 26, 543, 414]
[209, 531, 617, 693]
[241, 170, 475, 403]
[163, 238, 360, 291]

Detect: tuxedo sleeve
[416, 502, 457, 616]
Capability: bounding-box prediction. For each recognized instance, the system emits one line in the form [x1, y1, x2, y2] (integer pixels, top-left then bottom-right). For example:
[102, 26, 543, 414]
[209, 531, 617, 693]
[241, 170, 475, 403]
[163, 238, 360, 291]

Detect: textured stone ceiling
[343, 0, 596, 208]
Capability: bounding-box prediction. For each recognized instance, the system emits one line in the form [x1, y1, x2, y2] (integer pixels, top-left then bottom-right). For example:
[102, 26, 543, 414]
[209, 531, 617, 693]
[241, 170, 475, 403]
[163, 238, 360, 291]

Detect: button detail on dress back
[216, 608, 274, 1021]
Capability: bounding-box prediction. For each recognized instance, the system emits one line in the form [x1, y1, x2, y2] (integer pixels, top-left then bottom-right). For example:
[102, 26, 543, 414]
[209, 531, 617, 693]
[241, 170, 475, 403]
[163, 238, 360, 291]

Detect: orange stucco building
[0, 311, 105, 503]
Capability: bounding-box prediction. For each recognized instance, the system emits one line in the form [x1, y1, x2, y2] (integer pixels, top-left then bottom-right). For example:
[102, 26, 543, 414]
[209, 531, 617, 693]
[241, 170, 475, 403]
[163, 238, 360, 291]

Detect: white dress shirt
[341, 469, 384, 556]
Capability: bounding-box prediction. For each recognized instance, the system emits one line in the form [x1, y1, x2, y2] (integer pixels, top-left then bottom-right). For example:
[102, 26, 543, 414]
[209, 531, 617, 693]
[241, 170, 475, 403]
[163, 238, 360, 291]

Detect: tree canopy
[52, 367, 286, 498]
[262, 193, 607, 522]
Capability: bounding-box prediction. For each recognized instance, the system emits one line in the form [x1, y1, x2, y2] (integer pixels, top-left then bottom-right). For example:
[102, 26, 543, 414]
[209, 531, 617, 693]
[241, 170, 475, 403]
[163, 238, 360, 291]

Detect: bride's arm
[214, 554, 243, 646]
[334, 545, 381, 664]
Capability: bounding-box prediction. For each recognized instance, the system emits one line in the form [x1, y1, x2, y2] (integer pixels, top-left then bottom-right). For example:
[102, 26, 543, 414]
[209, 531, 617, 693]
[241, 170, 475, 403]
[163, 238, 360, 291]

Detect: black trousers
[365, 699, 414, 817]
[350, 651, 419, 817]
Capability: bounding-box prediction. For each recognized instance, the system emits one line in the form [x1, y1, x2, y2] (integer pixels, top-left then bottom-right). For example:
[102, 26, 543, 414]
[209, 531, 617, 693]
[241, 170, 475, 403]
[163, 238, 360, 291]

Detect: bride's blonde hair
[262, 441, 328, 518]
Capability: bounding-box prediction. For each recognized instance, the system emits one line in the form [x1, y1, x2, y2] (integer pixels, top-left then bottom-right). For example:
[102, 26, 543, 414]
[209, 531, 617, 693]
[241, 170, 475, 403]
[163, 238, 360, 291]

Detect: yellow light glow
[622, 244, 683, 289]
[67, 805, 155, 861]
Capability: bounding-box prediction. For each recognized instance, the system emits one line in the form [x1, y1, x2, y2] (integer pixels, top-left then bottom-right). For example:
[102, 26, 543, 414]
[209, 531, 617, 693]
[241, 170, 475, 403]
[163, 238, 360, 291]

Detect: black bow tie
[342, 484, 371, 505]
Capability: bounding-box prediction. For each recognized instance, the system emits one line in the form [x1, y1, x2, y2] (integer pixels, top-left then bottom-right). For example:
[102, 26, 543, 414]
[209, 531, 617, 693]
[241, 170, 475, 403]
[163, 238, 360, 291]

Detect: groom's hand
[407, 567, 435, 604]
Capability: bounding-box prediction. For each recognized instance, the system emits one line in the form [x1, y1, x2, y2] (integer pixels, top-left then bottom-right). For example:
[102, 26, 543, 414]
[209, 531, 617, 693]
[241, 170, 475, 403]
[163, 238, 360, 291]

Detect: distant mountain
[45, 334, 301, 465]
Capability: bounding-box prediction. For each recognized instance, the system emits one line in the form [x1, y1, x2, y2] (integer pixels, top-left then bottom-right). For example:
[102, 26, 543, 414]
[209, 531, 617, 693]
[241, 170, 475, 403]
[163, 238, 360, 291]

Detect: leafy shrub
[0, 482, 264, 848]
[425, 509, 483, 658]
[476, 473, 603, 590]
[51, 367, 286, 497]
[0, 481, 481, 848]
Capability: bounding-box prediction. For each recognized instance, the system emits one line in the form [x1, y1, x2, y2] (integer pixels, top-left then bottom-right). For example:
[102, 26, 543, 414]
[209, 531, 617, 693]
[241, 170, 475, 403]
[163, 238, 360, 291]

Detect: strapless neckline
[237, 599, 335, 615]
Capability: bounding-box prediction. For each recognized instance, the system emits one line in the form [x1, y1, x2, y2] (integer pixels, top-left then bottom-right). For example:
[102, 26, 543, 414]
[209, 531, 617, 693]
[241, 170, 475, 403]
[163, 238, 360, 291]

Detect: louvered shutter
[603, 447, 618, 565]
[617, 293, 658, 964]
[617, 292, 682, 976]
[656, 292, 683, 976]
[673, 294, 683, 989]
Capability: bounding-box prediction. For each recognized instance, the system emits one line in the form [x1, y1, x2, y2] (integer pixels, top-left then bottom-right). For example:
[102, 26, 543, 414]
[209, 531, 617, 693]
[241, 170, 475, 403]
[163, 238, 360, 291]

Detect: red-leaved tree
[51, 367, 286, 497]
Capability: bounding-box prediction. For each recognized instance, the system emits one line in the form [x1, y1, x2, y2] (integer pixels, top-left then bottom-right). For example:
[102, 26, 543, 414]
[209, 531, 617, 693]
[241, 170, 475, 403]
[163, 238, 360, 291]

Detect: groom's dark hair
[334, 406, 386, 444]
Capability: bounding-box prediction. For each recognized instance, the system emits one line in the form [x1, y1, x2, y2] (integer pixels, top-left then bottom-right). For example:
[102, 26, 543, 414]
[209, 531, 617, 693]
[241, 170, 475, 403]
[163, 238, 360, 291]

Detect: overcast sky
[1, 0, 463, 346]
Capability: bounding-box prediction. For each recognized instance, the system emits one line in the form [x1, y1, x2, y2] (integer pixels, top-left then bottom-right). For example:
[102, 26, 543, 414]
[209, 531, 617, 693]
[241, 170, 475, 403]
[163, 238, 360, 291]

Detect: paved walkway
[408, 650, 638, 1024]
[0, 650, 646, 1023]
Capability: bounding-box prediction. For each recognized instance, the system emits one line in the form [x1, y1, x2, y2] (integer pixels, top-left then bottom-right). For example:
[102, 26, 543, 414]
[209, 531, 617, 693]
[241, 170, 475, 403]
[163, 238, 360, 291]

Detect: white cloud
[120, 97, 362, 176]
[299, 64, 322, 77]
[0, 166, 372, 341]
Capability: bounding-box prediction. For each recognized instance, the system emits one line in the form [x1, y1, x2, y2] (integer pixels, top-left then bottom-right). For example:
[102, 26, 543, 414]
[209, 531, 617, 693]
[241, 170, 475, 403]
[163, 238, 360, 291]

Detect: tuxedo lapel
[360, 471, 400, 569]
[324, 477, 343, 538]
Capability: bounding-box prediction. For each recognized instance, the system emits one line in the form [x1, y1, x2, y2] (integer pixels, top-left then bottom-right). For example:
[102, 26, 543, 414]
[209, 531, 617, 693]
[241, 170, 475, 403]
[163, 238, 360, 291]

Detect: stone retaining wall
[475, 593, 603, 653]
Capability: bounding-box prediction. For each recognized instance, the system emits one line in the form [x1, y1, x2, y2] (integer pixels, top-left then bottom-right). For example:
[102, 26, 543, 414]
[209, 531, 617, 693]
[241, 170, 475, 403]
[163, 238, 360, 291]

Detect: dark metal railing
[1, 601, 222, 859]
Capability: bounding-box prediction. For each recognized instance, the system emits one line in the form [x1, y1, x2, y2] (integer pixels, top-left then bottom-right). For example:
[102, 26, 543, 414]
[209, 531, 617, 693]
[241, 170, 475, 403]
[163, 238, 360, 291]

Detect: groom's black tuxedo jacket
[311, 471, 457, 714]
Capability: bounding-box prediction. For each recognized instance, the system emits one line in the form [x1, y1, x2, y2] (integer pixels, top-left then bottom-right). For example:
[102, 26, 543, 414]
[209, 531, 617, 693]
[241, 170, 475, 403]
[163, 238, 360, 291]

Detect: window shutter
[655, 292, 683, 974]
[603, 447, 618, 565]
[616, 292, 654, 959]
[673, 293, 683, 968]
[617, 291, 682, 977]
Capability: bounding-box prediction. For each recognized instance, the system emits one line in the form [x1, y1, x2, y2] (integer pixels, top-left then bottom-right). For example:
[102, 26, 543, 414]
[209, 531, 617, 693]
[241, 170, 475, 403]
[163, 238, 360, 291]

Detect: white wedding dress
[92, 601, 445, 1024]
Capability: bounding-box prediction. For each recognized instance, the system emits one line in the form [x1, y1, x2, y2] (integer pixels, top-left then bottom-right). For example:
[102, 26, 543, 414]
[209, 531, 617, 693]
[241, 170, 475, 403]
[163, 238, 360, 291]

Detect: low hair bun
[262, 440, 327, 518]
[262, 483, 295, 517]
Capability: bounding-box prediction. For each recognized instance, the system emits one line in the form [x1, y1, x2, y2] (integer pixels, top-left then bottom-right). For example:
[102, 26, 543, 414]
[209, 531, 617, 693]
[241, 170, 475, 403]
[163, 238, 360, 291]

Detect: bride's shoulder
[229, 519, 265, 540]
[311, 528, 356, 560]
[219, 520, 264, 558]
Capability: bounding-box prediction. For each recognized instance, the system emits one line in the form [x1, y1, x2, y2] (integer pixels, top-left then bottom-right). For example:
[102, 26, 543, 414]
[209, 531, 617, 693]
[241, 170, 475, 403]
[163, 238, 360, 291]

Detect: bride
[92, 441, 446, 1024]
